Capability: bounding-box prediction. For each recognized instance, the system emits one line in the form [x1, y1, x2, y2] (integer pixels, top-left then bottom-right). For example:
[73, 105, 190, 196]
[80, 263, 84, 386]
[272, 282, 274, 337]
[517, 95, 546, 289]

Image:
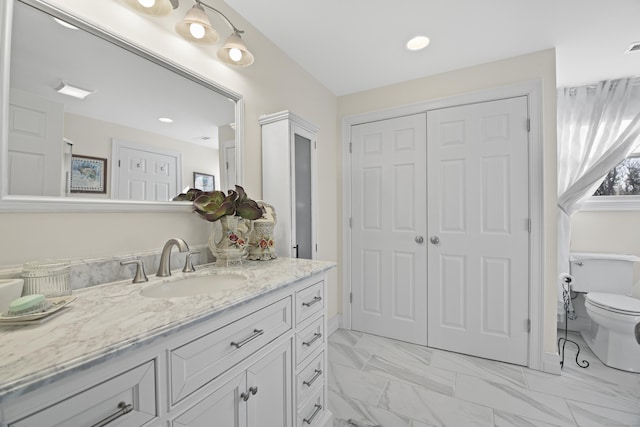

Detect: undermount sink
[140, 273, 247, 298]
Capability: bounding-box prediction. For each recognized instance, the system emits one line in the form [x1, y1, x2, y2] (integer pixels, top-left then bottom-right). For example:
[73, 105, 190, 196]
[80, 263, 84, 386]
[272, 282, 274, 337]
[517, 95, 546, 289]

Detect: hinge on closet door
[527, 218, 531, 233]
[527, 118, 531, 132]
[349, 217, 352, 228]
[118, 160, 121, 167]
[526, 319, 531, 332]
[349, 142, 352, 153]
[349, 292, 353, 303]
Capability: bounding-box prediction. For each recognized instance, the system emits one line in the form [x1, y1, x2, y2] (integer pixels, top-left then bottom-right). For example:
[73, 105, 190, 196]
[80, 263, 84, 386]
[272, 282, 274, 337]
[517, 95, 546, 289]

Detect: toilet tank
[569, 252, 640, 294]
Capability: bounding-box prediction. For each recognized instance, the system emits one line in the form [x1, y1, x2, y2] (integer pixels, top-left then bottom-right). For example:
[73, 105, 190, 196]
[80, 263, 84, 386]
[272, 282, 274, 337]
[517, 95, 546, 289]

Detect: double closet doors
[350, 97, 530, 366]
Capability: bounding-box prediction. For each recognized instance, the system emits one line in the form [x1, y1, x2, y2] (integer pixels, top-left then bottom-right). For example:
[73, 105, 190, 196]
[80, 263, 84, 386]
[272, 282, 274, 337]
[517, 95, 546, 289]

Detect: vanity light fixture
[55, 82, 93, 99]
[121, 0, 179, 17]
[177, 1, 254, 66]
[122, 0, 254, 67]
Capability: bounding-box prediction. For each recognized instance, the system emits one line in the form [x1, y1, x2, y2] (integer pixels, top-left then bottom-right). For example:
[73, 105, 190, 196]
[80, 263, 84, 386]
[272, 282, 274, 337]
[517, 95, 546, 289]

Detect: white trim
[327, 314, 342, 336]
[258, 110, 319, 133]
[341, 80, 546, 371]
[581, 196, 640, 211]
[543, 351, 562, 375]
[234, 98, 244, 187]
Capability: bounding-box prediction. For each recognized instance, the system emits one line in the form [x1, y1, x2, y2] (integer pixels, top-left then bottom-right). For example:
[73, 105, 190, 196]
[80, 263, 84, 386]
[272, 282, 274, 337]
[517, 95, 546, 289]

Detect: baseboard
[543, 351, 561, 375]
[327, 314, 342, 336]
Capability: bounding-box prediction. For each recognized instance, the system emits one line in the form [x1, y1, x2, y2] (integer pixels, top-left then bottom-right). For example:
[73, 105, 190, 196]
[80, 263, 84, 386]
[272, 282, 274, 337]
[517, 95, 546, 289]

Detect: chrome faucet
[156, 238, 190, 277]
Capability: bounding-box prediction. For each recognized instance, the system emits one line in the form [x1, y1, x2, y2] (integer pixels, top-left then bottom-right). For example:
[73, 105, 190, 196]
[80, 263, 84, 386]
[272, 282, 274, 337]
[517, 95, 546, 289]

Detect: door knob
[430, 236, 440, 245]
[415, 236, 424, 244]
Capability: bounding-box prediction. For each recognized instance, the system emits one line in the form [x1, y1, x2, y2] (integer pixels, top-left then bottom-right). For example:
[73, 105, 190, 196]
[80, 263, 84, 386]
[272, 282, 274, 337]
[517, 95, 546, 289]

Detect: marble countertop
[0, 257, 335, 401]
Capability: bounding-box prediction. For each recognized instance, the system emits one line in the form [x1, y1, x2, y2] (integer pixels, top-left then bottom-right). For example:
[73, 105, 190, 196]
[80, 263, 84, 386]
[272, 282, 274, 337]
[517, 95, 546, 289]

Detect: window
[583, 146, 640, 211]
[593, 154, 640, 196]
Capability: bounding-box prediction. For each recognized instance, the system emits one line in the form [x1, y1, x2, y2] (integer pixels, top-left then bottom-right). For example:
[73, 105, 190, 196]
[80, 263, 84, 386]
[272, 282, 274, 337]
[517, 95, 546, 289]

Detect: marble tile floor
[327, 329, 640, 427]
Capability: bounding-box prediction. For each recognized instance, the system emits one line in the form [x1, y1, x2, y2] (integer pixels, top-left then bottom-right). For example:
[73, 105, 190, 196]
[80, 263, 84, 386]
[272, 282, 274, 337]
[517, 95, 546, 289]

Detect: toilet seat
[585, 292, 640, 316]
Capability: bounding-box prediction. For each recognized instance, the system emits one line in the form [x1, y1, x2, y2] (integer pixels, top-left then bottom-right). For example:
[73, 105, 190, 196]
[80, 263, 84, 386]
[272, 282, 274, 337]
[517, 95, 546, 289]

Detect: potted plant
[173, 185, 263, 265]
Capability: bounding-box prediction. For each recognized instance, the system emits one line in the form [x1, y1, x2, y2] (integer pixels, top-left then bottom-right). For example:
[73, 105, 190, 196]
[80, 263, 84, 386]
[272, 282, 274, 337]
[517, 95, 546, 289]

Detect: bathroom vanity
[0, 258, 334, 426]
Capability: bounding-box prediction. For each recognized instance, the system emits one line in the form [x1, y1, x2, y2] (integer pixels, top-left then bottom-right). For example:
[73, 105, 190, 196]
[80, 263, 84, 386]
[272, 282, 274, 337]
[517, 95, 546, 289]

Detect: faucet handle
[183, 251, 200, 273]
[121, 259, 149, 284]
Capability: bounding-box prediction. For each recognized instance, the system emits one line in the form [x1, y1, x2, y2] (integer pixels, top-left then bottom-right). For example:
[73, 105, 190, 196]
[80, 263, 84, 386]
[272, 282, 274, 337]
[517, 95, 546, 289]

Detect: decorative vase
[208, 216, 253, 267]
[247, 202, 278, 261]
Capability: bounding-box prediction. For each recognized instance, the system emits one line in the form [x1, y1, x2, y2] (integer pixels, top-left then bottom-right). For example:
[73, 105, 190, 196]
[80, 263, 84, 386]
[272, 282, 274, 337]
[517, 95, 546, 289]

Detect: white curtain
[557, 77, 640, 313]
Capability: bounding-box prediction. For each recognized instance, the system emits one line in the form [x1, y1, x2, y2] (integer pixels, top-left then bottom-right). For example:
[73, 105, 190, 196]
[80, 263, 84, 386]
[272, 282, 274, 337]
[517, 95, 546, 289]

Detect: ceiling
[224, 0, 640, 96]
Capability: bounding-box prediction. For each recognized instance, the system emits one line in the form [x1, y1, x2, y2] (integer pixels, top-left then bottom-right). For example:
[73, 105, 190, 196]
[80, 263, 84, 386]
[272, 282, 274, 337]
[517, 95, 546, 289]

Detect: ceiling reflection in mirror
[6, 0, 238, 203]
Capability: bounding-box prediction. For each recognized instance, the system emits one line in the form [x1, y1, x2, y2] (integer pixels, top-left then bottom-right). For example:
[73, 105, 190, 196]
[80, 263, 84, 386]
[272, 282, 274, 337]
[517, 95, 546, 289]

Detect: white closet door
[351, 113, 428, 346]
[427, 97, 530, 365]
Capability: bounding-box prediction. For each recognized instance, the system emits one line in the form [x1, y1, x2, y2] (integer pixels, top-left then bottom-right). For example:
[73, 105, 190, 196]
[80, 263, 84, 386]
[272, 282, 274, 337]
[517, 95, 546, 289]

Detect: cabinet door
[292, 126, 315, 260]
[172, 372, 247, 427]
[246, 340, 293, 427]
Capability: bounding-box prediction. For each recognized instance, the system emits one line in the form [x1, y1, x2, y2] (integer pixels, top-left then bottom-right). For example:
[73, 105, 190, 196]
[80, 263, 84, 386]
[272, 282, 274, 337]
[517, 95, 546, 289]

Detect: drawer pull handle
[303, 404, 323, 424]
[91, 401, 133, 427]
[303, 369, 323, 387]
[241, 386, 258, 401]
[303, 332, 322, 347]
[302, 296, 322, 307]
[231, 328, 264, 348]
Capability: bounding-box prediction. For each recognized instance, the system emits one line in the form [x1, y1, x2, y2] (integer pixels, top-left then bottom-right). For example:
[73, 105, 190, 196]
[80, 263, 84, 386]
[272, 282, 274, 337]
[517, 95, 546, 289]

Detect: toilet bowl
[569, 252, 640, 372]
[582, 292, 640, 372]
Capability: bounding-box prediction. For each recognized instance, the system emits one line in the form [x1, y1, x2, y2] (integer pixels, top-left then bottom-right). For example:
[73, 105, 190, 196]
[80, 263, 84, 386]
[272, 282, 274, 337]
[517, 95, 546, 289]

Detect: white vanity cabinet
[0, 270, 332, 427]
[260, 111, 318, 260]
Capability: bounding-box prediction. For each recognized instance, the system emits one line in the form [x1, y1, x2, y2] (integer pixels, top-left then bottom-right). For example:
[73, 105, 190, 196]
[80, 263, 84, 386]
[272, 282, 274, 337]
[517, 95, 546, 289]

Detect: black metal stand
[558, 280, 589, 369]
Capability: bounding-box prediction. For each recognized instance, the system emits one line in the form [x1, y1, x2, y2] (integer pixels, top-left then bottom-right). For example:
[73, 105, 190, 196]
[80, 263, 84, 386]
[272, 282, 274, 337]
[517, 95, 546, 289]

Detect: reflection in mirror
[4, 0, 240, 206]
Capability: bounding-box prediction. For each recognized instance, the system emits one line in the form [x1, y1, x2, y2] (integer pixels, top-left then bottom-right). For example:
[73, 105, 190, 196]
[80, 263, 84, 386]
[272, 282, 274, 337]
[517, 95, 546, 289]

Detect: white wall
[337, 49, 559, 354]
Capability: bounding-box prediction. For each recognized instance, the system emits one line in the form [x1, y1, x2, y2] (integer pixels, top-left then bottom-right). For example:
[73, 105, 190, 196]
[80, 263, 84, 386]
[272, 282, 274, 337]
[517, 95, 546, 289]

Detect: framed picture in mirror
[193, 172, 215, 192]
[70, 155, 107, 194]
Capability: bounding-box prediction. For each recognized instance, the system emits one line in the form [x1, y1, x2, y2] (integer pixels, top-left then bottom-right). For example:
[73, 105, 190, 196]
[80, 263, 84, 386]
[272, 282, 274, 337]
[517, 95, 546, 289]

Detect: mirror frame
[0, 0, 243, 212]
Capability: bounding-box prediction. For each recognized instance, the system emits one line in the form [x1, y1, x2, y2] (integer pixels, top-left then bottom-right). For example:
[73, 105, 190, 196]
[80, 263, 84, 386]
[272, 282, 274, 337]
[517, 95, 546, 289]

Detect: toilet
[569, 252, 640, 372]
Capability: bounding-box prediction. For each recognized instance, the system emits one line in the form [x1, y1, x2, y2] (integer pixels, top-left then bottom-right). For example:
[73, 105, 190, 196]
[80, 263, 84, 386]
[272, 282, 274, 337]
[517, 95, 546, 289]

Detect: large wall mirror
[0, 0, 243, 211]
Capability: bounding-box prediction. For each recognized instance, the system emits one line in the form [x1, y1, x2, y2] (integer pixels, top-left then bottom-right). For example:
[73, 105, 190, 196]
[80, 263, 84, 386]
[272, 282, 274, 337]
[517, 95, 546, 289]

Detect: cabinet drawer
[10, 360, 156, 427]
[170, 296, 292, 404]
[296, 351, 324, 407]
[297, 386, 325, 427]
[295, 315, 324, 366]
[295, 281, 324, 326]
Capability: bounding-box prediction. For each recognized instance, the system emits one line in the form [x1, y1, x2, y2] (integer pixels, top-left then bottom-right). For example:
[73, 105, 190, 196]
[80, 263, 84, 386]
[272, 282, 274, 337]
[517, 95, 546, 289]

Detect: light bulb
[137, 0, 156, 8]
[229, 48, 243, 62]
[189, 23, 205, 39]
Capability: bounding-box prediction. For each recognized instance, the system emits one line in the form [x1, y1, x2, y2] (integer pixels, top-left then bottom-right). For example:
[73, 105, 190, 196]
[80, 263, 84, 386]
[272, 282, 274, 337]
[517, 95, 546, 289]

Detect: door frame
[341, 81, 545, 371]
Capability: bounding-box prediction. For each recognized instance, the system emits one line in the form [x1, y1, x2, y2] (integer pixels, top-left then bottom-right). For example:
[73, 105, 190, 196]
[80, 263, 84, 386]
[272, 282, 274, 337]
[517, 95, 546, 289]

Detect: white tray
[0, 296, 76, 325]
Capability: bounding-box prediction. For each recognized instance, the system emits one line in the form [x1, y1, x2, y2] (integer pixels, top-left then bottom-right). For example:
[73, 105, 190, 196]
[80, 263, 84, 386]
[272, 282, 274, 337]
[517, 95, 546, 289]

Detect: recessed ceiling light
[53, 18, 78, 30]
[55, 82, 93, 99]
[158, 117, 173, 123]
[406, 35, 430, 51]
